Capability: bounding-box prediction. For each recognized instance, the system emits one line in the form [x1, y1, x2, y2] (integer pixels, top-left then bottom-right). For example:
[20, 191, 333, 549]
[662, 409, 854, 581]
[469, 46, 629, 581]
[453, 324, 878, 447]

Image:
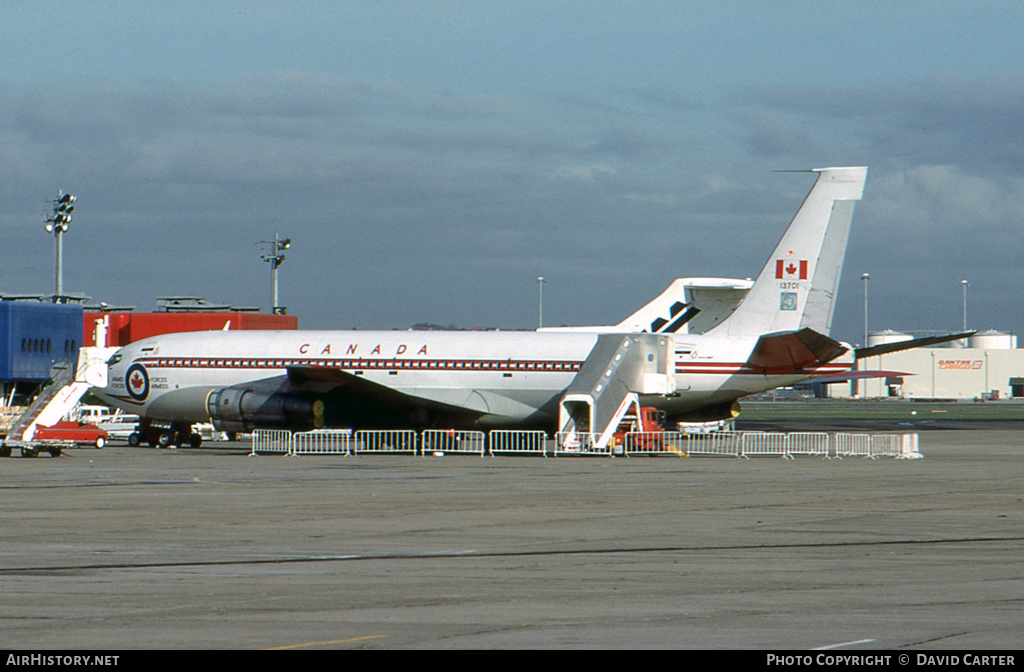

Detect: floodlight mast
[44, 191, 76, 303]
[259, 233, 291, 314]
[537, 276, 545, 329]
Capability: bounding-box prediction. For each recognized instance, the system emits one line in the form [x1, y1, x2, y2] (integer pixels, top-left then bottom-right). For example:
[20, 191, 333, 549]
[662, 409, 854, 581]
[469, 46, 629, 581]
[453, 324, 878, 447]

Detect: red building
[83, 298, 298, 347]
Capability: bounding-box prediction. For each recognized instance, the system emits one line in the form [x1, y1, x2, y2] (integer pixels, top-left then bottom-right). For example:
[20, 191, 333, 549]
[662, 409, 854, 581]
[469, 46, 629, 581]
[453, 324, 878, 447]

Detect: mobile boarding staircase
[558, 333, 674, 452]
[2, 347, 115, 457]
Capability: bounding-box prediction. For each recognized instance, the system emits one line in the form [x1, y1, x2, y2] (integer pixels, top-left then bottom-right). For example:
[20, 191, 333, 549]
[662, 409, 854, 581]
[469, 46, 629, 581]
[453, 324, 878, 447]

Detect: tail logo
[775, 259, 808, 280]
[649, 302, 700, 334]
[126, 364, 150, 401]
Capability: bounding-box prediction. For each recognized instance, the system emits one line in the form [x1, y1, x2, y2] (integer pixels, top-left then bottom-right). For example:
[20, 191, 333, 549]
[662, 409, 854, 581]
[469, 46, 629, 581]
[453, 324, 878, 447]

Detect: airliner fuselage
[95, 328, 854, 430]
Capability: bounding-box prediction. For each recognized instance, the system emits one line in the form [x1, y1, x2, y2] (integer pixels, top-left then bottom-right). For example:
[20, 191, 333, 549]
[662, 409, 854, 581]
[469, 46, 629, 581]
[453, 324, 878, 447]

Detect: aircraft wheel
[128, 433, 141, 447]
[189, 433, 203, 448]
[95, 436, 106, 449]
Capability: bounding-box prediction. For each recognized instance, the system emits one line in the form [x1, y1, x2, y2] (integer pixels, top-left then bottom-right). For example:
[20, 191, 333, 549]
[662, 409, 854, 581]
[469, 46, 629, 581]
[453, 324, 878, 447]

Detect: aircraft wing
[285, 365, 488, 419]
[745, 328, 849, 374]
[208, 365, 491, 434]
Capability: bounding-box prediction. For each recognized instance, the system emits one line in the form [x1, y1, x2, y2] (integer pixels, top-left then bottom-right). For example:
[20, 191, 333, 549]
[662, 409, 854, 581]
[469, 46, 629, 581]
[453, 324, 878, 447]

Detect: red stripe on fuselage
[133, 357, 584, 373]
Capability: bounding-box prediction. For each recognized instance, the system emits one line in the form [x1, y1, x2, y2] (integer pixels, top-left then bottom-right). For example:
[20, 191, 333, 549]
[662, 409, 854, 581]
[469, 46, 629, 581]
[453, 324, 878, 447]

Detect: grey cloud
[739, 75, 1024, 172]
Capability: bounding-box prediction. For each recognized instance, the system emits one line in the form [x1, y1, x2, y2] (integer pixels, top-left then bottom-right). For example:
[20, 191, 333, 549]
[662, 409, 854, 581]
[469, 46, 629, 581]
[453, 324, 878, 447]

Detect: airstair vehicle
[1, 346, 115, 457]
[557, 333, 675, 450]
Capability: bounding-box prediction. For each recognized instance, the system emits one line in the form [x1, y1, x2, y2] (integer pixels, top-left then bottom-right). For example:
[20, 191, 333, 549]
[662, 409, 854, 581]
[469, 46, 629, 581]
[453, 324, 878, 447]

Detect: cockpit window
[106, 353, 122, 366]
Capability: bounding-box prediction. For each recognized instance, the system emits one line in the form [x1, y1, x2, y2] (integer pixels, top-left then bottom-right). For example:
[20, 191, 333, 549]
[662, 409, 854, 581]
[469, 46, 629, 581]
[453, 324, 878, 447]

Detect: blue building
[0, 301, 84, 384]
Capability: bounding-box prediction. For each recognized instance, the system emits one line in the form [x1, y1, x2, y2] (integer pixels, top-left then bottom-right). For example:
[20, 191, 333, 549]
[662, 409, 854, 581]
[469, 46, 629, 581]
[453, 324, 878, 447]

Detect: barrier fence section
[834, 433, 872, 459]
[250, 428, 920, 460]
[488, 430, 548, 457]
[624, 432, 687, 457]
[869, 434, 903, 458]
[422, 429, 486, 457]
[686, 431, 744, 457]
[250, 429, 293, 456]
[353, 430, 418, 455]
[899, 434, 922, 459]
[784, 432, 830, 458]
[553, 432, 612, 457]
[291, 429, 352, 456]
[741, 432, 789, 458]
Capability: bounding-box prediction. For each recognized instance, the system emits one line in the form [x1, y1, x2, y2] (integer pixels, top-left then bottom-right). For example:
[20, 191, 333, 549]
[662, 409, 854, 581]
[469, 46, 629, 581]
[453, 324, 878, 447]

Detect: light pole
[44, 191, 75, 303]
[861, 272, 870, 347]
[259, 234, 291, 314]
[859, 272, 870, 398]
[960, 279, 969, 332]
[960, 279, 969, 347]
[537, 277, 545, 329]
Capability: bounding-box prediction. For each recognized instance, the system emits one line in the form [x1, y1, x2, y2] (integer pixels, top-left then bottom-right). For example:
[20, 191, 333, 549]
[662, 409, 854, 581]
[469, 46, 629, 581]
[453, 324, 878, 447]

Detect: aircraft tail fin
[708, 167, 867, 339]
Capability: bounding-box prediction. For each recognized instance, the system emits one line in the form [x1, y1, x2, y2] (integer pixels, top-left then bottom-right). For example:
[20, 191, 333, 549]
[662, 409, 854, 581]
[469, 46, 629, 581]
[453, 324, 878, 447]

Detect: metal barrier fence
[869, 434, 903, 458]
[250, 429, 293, 456]
[686, 431, 745, 457]
[624, 431, 687, 457]
[422, 429, 486, 457]
[489, 430, 548, 457]
[834, 433, 872, 459]
[292, 429, 352, 456]
[353, 430, 418, 455]
[742, 432, 789, 458]
[785, 432, 830, 458]
[251, 428, 921, 460]
[898, 434, 922, 459]
[553, 432, 612, 456]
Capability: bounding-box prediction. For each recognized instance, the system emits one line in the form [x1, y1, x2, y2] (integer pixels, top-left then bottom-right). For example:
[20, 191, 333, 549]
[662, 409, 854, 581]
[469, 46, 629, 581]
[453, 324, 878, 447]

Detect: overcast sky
[2, 1, 1022, 344]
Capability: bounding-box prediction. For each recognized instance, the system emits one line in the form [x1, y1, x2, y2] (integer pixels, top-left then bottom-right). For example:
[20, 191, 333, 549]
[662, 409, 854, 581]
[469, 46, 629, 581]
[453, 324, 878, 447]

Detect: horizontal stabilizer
[746, 328, 849, 373]
[811, 369, 912, 383]
[855, 331, 976, 359]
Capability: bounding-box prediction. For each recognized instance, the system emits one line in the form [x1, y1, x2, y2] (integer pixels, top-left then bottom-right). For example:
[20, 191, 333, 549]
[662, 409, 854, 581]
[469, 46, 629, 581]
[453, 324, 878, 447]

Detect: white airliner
[92, 166, 967, 447]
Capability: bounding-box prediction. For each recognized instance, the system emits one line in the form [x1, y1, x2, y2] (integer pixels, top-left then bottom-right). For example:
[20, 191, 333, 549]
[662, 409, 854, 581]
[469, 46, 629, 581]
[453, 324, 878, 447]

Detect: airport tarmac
[1, 430, 1022, 650]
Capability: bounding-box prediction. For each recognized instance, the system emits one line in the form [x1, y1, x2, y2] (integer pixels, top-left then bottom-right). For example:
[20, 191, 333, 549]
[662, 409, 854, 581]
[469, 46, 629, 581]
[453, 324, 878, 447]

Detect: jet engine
[206, 386, 325, 433]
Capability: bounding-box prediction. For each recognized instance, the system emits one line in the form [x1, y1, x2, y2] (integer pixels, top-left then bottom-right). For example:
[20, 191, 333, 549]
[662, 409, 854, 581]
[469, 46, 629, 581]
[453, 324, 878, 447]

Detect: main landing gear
[128, 419, 203, 449]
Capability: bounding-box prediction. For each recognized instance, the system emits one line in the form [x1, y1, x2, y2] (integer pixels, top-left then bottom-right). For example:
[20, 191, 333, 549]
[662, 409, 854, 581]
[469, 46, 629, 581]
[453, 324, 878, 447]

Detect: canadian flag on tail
[775, 259, 808, 280]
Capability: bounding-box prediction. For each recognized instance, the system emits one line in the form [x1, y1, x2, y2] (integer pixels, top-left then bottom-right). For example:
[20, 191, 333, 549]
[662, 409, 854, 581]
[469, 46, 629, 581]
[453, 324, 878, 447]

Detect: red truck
[613, 406, 666, 451]
[33, 421, 108, 449]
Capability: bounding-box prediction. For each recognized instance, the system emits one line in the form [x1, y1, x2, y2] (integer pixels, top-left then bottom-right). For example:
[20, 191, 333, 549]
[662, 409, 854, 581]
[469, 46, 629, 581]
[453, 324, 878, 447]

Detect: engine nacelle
[206, 387, 325, 433]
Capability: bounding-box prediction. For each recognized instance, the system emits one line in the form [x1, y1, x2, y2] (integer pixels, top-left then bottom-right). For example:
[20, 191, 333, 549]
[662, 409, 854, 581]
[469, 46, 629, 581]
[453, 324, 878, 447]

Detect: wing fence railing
[353, 430, 419, 455]
[250, 429, 293, 456]
[291, 429, 352, 456]
[422, 429, 486, 457]
[488, 430, 549, 457]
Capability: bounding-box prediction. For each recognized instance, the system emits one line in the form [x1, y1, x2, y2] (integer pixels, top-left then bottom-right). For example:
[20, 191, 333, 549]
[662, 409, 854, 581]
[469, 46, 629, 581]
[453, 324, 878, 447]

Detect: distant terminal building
[845, 329, 1024, 400]
[0, 300, 83, 385]
[2, 295, 296, 411]
[83, 296, 298, 347]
